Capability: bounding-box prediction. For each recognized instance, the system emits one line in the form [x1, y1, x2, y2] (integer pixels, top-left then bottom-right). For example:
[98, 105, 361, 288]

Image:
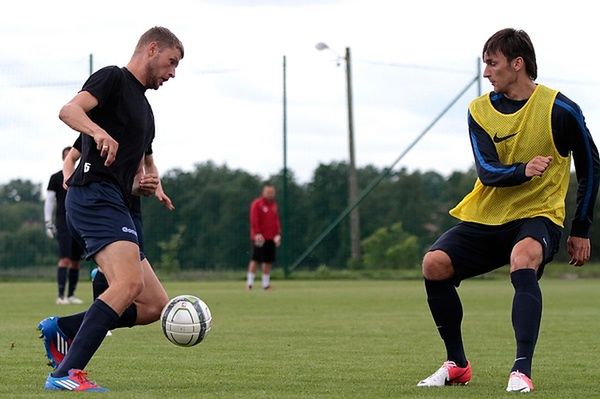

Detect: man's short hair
[136, 26, 184, 59]
[483, 28, 537, 80]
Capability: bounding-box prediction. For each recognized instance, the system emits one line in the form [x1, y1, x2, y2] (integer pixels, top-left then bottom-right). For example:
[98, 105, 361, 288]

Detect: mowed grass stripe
[0, 279, 598, 398]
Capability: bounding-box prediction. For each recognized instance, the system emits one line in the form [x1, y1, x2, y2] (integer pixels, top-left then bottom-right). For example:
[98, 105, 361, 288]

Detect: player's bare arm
[525, 155, 552, 177]
[144, 154, 175, 210]
[62, 147, 81, 189]
[59, 91, 119, 166]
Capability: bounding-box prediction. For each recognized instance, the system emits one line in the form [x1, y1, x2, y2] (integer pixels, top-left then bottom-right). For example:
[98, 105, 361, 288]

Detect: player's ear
[148, 41, 159, 57]
[512, 56, 524, 72]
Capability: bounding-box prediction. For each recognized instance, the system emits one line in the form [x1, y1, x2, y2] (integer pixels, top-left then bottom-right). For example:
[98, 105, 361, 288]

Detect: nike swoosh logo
[493, 132, 518, 143]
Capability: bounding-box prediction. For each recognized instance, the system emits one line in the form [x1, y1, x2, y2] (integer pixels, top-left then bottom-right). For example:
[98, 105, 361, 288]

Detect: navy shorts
[429, 217, 562, 285]
[56, 225, 84, 261]
[66, 182, 143, 261]
[131, 209, 145, 254]
[252, 240, 276, 263]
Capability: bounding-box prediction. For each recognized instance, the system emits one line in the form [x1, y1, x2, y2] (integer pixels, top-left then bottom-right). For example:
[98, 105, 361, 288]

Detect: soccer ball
[160, 295, 212, 347]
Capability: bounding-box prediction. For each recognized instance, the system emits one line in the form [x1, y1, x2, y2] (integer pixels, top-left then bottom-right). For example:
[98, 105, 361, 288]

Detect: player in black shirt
[44, 147, 85, 305]
[63, 136, 174, 304]
[38, 27, 184, 392]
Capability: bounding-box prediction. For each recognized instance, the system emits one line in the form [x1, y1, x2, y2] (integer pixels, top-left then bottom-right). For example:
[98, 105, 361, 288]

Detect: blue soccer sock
[510, 269, 542, 378]
[424, 278, 467, 368]
[52, 299, 119, 378]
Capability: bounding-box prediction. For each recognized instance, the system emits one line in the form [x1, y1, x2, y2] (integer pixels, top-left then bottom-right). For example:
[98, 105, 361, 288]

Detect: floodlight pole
[282, 55, 289, 277]
[316, 43, 361, 263]
[344, 47, 361, 263]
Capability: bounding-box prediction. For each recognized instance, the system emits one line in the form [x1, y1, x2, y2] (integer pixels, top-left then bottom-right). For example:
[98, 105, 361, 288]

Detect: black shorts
[66, 182, 143, 261]
[251, 240, 276, 263]
[429, 217, 562, 285]
[56, 226, 84, 261]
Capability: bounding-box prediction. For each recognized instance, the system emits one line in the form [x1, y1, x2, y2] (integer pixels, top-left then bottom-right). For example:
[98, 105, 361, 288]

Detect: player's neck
[503, 79, 536, 101]
[125, 59, 148, 88]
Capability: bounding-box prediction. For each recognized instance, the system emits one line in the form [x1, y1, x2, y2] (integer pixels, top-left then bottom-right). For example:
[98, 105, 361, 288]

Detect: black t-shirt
[67, 66, 155, 206]
[71, 126, 147, 217]
[47, 170, 67, 228]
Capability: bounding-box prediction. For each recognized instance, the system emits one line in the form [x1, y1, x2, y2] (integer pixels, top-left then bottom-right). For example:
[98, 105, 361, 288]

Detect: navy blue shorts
[66, 182, 143, 261]
[429, 217, 562, 285]
[131, 209, 145, 254]
[251, 240, 276, 263]
[56, 226, 84, 261]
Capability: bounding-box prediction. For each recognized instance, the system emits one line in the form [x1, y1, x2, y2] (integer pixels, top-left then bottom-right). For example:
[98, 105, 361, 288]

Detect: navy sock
[58, 312, 86, 339]
[57, 267, 67, 298]
[510, 269, 542, 378]
[57, 303, 138, 340]
[92, 271, 136, 327]
[424, 278, 467, 367]
[67, 268, 80, 297]
[92, 271, 109, 300]
[52, 299, 119, 378]
[115, 303, 138, 328]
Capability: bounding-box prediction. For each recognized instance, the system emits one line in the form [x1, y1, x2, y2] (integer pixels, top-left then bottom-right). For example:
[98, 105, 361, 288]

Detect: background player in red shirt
[246, 184, 281, 290]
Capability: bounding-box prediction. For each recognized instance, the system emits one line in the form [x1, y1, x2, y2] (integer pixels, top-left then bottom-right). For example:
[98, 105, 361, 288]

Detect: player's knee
[422, 250, 454, 280]
[118, 278, 145, 301]
[510, 238, 543, 269]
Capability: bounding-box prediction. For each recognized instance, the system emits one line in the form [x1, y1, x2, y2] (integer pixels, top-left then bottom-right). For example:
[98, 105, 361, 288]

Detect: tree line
[0, 161, 593, 270]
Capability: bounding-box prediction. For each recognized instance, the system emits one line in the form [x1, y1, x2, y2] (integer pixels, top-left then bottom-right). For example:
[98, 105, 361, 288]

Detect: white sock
[246, 272, 255, 287]
[262, 274, 270, 288]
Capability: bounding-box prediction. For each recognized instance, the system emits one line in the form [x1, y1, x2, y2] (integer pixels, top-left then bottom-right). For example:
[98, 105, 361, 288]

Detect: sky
[1, 0, 600, 187]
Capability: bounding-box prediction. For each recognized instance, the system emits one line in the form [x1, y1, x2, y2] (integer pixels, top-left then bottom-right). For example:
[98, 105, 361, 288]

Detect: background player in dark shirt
[38, 27, 183, 392]
[44, 146, 84, 305]
[417, 28, 599, 393]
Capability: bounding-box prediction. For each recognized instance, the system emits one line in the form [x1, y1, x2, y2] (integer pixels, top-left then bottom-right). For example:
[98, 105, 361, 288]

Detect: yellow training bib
[450, 84, 570, 227]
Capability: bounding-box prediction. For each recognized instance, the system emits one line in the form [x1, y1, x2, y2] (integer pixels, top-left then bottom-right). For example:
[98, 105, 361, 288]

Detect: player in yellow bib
[417, 28, 600, 393]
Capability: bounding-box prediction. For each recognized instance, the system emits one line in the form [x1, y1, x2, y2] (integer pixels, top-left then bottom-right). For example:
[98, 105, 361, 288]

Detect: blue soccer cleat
[44, 369, 108, 392]
[37, 316, 71, 368]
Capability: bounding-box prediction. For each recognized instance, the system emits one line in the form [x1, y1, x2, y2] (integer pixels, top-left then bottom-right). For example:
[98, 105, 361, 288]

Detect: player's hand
[567, 236, 590, 267]
[525, 155, 552, 177]
[138, 173, 159, 196]
[94, 130, 119, 167]
[45, 221, 56, 239]
[156, 188, 175, 210]
[254, 234, 265, 247]
[274, 234, 281, 247]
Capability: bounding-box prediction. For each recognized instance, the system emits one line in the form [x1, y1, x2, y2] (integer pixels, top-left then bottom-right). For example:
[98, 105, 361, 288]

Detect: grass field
[1, 278, 599, 398]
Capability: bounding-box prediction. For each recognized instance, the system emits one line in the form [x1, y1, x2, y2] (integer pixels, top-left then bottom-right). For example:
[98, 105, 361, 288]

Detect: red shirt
[249, 197, 281, 240]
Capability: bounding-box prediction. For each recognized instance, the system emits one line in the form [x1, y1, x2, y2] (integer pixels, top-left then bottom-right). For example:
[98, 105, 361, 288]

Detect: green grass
[1, 279, 599, 398]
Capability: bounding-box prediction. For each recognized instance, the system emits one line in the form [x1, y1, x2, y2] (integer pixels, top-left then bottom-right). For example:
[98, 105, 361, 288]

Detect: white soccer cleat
[67, 296, 83, 304]
[56, 297, 69, 305]
[417, 361, 472, 387]
[506, 371, 534, 393]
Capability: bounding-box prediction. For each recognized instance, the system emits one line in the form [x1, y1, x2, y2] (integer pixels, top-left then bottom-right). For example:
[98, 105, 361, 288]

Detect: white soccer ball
[160, 295, 212, 347]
